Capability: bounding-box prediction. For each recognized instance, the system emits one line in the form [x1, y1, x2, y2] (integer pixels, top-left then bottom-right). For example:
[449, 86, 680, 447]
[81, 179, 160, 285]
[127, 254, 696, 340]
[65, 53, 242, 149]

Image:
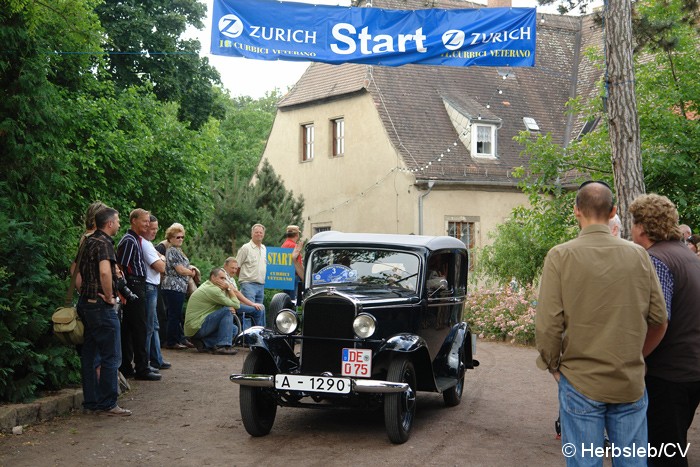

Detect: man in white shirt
[235, 224, 267, 309]
[143, 215, 170, 371]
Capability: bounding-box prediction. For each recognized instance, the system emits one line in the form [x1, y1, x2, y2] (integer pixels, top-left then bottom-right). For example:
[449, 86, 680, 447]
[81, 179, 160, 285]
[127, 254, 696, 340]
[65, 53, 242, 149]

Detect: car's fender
[234, 326, 299, 373]
[375, 333, 437, 392]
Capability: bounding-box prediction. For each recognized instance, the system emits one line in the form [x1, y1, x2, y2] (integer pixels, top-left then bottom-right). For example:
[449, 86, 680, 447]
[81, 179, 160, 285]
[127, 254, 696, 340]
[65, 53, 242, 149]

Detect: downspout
[418, 180, 435, 235]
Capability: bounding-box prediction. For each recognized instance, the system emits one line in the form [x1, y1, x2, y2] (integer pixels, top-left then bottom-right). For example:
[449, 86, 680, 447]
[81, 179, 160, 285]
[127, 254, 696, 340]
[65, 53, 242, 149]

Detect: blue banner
[266, 247, 297, 291]
[211, 0, 536, 67]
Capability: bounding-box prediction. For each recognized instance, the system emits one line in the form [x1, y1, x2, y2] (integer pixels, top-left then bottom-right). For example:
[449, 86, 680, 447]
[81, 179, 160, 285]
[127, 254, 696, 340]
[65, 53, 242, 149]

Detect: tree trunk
[605, 0, 646, 238]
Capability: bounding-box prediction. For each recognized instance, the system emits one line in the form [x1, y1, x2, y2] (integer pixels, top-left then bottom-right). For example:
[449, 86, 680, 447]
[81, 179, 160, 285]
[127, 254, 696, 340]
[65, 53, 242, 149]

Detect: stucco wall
[417, 187, 530, 248]
[262, 92, 417, 236]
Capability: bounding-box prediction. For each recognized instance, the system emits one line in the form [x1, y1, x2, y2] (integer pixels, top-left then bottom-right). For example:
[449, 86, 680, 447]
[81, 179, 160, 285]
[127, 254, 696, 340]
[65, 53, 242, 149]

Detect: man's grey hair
[251, 223, 266, 234]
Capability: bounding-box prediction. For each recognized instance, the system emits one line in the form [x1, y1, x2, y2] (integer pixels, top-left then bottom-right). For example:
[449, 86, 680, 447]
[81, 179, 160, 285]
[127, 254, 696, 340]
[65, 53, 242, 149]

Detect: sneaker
[101, 406, 132, 417]
[212, 346, 238, 355]
[156, 361, 172, 370]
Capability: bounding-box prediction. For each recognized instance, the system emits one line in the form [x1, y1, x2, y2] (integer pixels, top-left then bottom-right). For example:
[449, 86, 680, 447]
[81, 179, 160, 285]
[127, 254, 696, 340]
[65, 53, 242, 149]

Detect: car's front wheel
[384, 355, 416, 444]
[240, 350, 277, 437]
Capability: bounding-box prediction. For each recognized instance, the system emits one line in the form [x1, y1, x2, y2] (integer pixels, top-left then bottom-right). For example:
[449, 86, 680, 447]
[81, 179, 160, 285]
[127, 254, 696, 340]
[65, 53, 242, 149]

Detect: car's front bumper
[229, 374, 409, 393]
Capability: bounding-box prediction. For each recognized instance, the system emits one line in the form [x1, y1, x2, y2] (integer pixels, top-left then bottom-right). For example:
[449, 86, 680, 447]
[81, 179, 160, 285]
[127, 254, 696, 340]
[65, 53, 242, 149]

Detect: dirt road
[2, 341, 699, 466]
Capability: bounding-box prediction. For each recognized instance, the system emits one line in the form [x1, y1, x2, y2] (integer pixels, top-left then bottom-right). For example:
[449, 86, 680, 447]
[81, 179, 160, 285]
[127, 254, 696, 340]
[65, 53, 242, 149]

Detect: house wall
[418, 187, 530, 247]
[261, 92, 417, 237]
[262, 93, 530, 253]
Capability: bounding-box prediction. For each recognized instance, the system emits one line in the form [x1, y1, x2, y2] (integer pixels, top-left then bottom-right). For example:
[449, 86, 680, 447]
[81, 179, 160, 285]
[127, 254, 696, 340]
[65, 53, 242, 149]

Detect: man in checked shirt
[630, 194, 700, 467]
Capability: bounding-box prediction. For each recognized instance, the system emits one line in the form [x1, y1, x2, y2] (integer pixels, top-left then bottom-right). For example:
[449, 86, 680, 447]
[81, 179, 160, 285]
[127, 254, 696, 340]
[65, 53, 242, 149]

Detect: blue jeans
[192, 307, 236, 349]
[77, 298, 121, 411]
[145, 284, 164, 366]
[559, 374, 648, 467]
[238, 303, 265, 328]
[240, 282, 266, 326]
[162, 289, 186, 346]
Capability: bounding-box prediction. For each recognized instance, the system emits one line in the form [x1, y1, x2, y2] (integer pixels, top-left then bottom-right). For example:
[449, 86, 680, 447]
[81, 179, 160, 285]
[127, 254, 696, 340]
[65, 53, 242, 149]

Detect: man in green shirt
[184, 267, 240, 355]
[536, 181, 667, 466]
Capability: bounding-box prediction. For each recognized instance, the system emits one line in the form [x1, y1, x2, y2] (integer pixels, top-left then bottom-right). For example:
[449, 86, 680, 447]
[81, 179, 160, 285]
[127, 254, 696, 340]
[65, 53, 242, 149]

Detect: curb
[0, 388, 83, 434]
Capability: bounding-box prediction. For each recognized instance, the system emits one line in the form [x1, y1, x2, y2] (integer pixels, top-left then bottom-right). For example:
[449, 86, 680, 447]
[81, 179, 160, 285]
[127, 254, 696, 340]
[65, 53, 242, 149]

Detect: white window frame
[302, 123, 314, 162]
[332, 118, 344, 157]
[471, 124, 496, 158]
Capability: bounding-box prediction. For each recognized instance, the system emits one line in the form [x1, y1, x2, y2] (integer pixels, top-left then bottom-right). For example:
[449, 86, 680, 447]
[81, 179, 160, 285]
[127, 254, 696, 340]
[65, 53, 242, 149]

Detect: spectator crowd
[73, 203, 270, 417]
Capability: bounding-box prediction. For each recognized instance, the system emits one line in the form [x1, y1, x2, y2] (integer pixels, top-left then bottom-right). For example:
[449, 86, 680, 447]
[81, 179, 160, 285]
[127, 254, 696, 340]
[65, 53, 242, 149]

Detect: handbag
[52, 239, 87, 345]
[52, 306, 84, 345]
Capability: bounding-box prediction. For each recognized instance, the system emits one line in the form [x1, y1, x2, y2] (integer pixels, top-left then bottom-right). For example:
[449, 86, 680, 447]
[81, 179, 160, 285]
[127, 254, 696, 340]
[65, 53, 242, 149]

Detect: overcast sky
[190, 0, 576, 98]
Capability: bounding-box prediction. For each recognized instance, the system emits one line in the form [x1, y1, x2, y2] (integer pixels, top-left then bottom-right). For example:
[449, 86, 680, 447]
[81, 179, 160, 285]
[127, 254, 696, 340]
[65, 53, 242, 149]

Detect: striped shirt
[116, 229, 147, 278]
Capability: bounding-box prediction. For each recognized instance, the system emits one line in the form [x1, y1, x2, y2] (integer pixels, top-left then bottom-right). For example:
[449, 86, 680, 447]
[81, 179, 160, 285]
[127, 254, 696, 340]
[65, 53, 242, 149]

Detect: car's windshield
[309, 248, 419, 291]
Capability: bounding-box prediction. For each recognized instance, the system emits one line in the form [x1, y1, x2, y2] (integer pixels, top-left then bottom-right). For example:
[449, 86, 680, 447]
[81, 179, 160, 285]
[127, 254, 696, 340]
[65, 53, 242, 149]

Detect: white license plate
[275, 374, 351, 394]
[341, 348, 372, 377]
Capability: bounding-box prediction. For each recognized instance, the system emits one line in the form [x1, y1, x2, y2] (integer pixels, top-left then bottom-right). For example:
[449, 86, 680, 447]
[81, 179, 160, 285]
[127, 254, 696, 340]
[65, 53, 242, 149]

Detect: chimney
[487, 0, 512, 7]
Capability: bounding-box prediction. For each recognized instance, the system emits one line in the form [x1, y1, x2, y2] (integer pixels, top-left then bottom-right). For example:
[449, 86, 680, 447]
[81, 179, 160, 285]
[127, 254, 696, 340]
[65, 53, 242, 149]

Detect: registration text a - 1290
[275, 374, 351, 394]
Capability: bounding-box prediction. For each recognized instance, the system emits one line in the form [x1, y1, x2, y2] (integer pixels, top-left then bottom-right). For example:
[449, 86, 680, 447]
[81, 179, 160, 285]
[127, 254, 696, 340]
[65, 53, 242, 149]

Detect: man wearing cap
[282, 225, 304, 299]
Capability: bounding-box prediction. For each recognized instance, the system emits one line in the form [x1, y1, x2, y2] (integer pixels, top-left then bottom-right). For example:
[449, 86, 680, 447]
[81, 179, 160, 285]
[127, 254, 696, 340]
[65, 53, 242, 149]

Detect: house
[257, 0, 603, 266]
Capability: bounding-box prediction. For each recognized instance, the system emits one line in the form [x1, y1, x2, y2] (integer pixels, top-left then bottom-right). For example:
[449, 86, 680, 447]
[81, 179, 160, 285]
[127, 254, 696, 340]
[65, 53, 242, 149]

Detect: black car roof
[307, 231, 466, 252]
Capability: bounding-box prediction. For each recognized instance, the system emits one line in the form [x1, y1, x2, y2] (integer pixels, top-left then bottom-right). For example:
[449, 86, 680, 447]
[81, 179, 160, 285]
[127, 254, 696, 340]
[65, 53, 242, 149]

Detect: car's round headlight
[353, 313, 376, 338]
[275, 310, 298, 335]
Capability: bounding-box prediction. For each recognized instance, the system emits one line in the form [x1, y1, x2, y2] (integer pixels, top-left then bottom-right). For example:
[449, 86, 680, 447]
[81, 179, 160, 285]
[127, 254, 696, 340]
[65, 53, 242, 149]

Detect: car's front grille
[300, 295, 356, 375]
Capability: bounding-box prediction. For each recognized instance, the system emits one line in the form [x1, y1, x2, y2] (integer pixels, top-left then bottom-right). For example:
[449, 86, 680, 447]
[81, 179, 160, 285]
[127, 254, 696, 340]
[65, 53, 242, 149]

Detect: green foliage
[194, 160, 305, 258]
[95, 0, 223, 129]
[477, 128, 608, 285]
[464, 285, 538, 345]
[0, 3, 290, 402]
[0, 206, 80, 402]
[635, 0, 700, 227]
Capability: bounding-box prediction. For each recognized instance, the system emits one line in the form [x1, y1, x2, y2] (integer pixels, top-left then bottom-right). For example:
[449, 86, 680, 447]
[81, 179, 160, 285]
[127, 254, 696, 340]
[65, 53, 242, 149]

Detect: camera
[116, 276, 139, 303]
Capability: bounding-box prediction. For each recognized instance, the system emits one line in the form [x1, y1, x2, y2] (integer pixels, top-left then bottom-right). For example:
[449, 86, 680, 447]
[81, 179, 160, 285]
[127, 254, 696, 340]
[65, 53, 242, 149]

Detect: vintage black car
[230, 232, 479, 443]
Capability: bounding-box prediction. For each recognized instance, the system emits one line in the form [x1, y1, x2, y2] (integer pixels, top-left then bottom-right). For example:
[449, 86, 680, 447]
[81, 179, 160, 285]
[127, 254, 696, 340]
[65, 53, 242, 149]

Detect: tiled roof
[277, 0, 603, 184]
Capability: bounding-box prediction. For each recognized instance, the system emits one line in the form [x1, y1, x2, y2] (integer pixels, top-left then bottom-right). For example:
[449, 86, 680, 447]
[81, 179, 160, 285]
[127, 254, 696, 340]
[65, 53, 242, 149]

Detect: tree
[634, 0, 700, 226]
[604, 0, 645, 237]
[95, 0, 224, 129]
[195, 160, 305, 263]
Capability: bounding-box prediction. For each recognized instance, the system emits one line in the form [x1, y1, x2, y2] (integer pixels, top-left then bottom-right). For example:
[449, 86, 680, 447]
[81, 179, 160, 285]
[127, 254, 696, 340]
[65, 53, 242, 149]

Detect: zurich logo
[442, 30, 465, 50]
[219, 14, 243, 38]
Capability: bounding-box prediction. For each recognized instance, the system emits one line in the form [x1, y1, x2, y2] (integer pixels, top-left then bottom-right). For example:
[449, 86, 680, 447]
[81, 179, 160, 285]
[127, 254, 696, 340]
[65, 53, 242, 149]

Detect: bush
[0, 215, 81, 402]
[464, 284, 538, 345]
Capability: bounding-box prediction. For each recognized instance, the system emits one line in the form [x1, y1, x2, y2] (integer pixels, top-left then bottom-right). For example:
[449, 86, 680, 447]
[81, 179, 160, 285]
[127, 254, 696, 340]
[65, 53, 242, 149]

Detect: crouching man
[184, 268, 240, 355]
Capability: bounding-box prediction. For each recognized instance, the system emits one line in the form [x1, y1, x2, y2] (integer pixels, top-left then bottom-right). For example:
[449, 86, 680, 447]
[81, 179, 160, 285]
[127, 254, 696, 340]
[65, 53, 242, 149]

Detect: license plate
[341, 348, 372, 377]
[275, 374, 350, 394]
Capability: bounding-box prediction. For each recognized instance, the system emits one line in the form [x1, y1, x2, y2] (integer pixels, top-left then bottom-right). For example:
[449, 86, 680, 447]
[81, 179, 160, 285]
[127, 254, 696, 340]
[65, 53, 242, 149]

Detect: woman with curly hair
[629, 193, 700, 467]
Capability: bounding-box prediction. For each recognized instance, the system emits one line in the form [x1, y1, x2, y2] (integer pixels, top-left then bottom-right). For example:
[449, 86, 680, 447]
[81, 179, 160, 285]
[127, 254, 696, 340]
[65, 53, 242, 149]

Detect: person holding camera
[77, 207, 132, 416]
[116, 208, 161, 381]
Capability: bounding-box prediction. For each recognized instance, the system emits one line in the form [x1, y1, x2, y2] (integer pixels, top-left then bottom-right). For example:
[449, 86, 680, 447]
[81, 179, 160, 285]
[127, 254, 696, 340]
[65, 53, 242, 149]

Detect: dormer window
[442, 96, 500, 160]
[472, 124, 496, 158]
